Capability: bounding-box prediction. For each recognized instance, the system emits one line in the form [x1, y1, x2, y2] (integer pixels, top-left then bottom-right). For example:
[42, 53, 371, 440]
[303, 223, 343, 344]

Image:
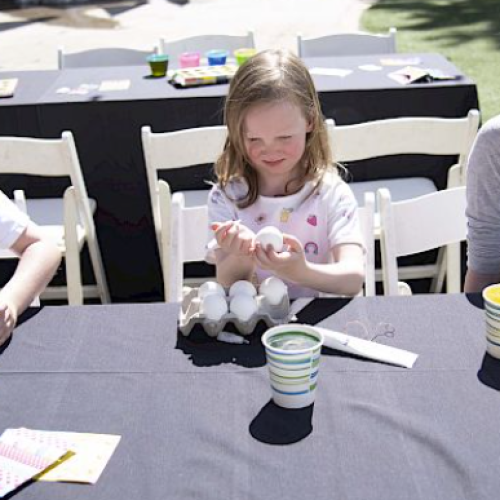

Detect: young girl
[207, 49, 364, 298]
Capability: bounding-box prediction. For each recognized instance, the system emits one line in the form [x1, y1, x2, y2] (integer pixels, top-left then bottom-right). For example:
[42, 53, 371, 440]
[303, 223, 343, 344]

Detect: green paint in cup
[147, 54, 169, 77]
[234, 48, 257, 66]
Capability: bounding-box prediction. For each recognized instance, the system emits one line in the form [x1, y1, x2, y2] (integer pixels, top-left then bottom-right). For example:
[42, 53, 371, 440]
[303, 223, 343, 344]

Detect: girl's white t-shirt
[206, 177, 364, 298]
[0, 190, 29, 250]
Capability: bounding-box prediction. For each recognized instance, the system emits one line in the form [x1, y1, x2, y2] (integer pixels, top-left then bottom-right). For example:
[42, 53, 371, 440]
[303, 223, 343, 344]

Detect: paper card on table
[0, 429, 71, 498]
[309, 67, 352, 78]
[0, 79, 18, 98]
[99, 79, 131, 92]
[425, 68, 458, 81]
[358, 64, 382, 71]
[380, 57, 421, 66]
[388, 66, 430, 85]
[5, 429, 121, 484]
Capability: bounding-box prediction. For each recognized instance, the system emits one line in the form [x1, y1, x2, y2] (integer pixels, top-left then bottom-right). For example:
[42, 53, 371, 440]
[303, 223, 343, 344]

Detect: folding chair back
[0, 132, 110, 304]
[358, 192, 376, 296]
[378, 187, 467, 295]
[58, 46, 155, 69]
[298, 28, 397, 58]
[160, 31, 255, 62]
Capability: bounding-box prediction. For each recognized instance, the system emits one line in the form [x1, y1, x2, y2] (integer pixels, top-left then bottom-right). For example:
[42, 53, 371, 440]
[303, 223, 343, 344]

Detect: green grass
[361, 0, 500, 122]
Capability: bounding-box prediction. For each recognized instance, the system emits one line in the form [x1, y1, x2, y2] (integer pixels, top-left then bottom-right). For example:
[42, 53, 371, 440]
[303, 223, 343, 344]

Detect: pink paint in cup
[179, 52, 201, 68]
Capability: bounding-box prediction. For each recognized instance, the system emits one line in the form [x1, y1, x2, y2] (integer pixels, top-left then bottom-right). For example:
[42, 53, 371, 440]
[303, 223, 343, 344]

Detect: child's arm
[0, 222, 62, 346]
[254, 234, 364, 296]
[212, 221, 255, 287]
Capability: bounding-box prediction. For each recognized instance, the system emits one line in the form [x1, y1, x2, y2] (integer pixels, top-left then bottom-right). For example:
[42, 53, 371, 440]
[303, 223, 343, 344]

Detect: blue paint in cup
[206, 50, 228, 66]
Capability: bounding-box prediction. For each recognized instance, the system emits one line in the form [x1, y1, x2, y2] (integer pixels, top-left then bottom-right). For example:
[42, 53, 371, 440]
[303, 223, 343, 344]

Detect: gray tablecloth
[1, 294, 498, 500]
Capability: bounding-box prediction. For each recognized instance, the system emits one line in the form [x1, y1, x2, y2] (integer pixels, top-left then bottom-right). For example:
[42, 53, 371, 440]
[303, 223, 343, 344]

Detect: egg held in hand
[255, 226, 284, 252]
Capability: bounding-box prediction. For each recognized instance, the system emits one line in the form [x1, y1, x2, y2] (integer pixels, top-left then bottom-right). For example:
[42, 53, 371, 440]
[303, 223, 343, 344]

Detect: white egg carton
[178, 287, 293, 337]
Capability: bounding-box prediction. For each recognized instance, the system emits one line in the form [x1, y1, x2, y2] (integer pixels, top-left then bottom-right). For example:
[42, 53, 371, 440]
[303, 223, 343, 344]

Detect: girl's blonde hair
[215, 48, 336, 208]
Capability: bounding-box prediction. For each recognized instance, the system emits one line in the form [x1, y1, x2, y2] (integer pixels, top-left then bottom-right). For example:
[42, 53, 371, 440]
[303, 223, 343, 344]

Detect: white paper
[316, 326, 418, 368]
[99, 80, 131, 92]
[309, 67, 352, 78]
[358, 64, 382, 71]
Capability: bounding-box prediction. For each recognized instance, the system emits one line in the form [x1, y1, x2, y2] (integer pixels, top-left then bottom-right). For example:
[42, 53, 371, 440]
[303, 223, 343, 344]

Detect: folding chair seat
[0, 132, 110, 305]
[378, 187, 467, 295]
[297, 28, 397, 57]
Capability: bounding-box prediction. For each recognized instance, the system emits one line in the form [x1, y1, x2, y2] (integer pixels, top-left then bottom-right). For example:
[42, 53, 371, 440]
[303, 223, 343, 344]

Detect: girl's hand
[0, 301, 18, 347]
[253, 234, 308, 283]
[212, 221, 256, 257]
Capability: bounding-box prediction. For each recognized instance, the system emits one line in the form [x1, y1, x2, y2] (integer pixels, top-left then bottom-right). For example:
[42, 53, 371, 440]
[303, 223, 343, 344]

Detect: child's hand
[0, 301, 18, 347]
[212, 221, 256, 257]
[253, 234, 308, 283]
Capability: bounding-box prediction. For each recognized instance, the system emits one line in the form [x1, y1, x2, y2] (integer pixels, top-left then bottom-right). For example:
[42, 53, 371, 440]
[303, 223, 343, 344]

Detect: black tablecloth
[0, 54, 479, 301]
[1, 294, 499, 500]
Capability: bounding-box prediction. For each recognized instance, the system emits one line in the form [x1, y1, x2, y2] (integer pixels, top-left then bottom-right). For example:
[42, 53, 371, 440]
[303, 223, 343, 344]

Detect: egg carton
[178, 287, 293, 337]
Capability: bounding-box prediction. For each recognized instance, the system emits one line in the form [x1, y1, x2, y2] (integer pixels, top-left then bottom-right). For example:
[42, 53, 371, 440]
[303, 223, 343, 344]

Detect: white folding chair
[378, 186, 467, 296]
[58, 46, 155, 69]
[159, 31, 255, 62]
[164, 190, 376, 302]
[0, 132, 110, 305]
[358, 192, 376, 297]
[327, 110, 479, 289]
[297, 27, 397, 57]
[141, 125, 227, 299]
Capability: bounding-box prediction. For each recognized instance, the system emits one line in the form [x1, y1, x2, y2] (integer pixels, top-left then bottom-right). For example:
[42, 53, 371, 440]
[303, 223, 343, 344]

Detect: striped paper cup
[262, 324, 323, 409]
[483, 284, 500, 359]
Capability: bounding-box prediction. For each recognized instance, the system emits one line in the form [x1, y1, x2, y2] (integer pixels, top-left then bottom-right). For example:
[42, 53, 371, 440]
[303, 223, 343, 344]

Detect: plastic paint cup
[147, 54, 169, 77]
[206, 49, 228, 66]
[179, 51, 201, 68]
[262, 324, 324, 409]
[234, 48, 257, 66]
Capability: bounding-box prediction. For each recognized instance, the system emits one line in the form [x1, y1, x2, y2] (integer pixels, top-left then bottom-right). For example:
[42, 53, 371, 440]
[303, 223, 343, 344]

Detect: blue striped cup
[262, 324, 324, 409]
[483, 284, 500, 359]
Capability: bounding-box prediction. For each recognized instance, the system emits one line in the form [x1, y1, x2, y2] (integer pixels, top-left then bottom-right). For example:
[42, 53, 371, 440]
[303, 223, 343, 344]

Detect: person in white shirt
[0, 190, 61, 347]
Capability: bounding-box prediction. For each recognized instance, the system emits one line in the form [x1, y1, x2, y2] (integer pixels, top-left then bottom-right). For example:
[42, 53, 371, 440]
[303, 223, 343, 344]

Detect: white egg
[229, 294, 258, 322]
[229, 280, 257, 298]
[200, 294, 228, 321]
[198, 281, 226, 299]
[259, 277, 288, 306]
[255, 226, 284, 252]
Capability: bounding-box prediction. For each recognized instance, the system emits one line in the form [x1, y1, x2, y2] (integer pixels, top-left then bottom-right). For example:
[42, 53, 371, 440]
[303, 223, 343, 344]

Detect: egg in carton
[178, 284, 292, 337]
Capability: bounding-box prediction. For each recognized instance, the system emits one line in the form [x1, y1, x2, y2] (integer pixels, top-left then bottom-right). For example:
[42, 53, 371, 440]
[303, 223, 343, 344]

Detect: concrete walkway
[0, 0, 373, 70]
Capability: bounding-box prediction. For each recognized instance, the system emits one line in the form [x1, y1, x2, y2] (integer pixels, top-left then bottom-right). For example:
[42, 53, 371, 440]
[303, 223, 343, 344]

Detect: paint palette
[170, 64, 238, 87]
[178, 286, 292, 337]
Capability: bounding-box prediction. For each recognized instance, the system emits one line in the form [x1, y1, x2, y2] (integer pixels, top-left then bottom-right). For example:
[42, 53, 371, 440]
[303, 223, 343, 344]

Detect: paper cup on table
[483, 284, 500, 359]
[262, 324, 323, 409]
